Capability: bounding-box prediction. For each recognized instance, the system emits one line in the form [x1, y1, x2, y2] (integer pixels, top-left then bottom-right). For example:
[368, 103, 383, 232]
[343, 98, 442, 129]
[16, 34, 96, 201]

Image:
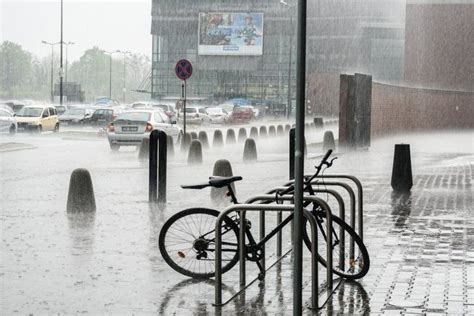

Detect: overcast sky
[1, 0, 151, 61]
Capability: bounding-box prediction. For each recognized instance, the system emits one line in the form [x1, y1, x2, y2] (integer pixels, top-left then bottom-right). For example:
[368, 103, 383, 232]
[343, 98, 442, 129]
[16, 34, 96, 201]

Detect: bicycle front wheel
[303, 210, 370, 280]
[159, 208, 240, 279]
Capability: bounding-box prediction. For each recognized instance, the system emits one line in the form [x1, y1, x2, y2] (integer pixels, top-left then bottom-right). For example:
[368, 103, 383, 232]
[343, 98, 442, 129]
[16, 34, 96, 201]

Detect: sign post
[175, 59, 193, 137]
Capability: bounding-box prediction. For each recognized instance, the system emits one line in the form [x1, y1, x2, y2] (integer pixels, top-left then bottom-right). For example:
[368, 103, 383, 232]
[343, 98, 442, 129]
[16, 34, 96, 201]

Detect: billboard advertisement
[198, 12, 264, 56]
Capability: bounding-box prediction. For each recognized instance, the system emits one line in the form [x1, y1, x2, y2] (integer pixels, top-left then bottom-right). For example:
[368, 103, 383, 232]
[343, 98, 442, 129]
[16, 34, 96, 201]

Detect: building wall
[371, 82, 474, 137]
[404, 1, 474, 91]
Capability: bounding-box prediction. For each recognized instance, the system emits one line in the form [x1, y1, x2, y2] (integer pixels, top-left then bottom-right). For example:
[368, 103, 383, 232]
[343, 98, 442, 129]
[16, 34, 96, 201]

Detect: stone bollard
[166, 135, 175, 157]
[391, 144, 413, 191]
[198, 131, 209, 149]
[67, 168, 96, 213]
[268, 125, 276, 137]
[138, 138, 149, 160]
[314, 117, 324, 129]
[277, 125, 284, 136]
[285, 124, 291, 134]
[249, 126, 258, 139]
[243, 138, 258, 162]
[187, 140, 203, 164]
[323, 131, 336, 151]
[213, 130, 224, 147]
[180, 133, 192, 152]
[238, 128, 247, 143]
[190, 131, 198, 140]
[226, 129, 236, 144]
[259, 126, 267, 138]
[211, 159, 235, 203]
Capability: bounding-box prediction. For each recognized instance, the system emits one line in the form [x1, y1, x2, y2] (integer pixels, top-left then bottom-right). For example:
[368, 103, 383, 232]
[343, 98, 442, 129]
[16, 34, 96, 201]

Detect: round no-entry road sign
[175, 59, 193, 81]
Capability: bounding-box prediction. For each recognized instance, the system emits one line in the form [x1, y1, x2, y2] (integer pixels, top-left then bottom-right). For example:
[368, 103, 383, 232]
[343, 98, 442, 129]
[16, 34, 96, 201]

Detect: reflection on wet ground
[1, 129, 473, 314]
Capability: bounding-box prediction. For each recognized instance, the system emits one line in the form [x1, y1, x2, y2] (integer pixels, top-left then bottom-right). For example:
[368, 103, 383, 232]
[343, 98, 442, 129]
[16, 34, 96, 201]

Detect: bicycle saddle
[181, 176, 243, 189]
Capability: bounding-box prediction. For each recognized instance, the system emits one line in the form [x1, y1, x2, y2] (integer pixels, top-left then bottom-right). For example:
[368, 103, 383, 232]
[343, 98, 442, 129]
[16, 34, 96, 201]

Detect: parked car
[0, 104, 14, 115]
[184, 106, 211, 125]
[206, 107, 229, 124]
[16, 105, 59, 132]
[107, 109, 181, 151]
[90, 108, 124, 127]
[228, 106, 255, 124]
[59, 108, 94, 125]
[0, 108, 17, 134]
[3, 100, 26, 114]
[152, 104, 177, 122]
[131, 101, 154, 109]
[54, 104, 68, 115]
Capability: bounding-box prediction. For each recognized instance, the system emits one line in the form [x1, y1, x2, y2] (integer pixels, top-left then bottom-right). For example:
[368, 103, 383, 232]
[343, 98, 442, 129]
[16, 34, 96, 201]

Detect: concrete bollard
[391, 144, 413, 191]
[243, 138, 258, 162]
[277, 125, 284, 136]
[268, 125, 276, 137]
[211, 159, 235, 203]
[250, 126, 258, 139]
[149, 130, 167, 203]
[138, 138, 149, 160]
[166, 135, 175, 157]
[213, 130, 224, 147]
[226, 129, 236, 144]
[259, 126, 267, 138]
[198, 131, 209, 149]
[67, 168, 96, 213]
[285, 124, 291, 134]
[187, 140, 203, 164]
[238, 128, 247, 143]
[190, 131, 198, 140]
[323, 131, 336, 151]
[180, 133, 192, 152]
[314, 117, 324, 129]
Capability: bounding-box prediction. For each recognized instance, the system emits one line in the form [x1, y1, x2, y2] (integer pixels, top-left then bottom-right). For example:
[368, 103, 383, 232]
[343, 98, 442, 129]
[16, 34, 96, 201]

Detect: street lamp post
[120, 51, 131, 103]
[60, 0, 64, 105]
[104, 50, 121, 99]
[280, 0, 296, 119]
[41, 40, 60, 102]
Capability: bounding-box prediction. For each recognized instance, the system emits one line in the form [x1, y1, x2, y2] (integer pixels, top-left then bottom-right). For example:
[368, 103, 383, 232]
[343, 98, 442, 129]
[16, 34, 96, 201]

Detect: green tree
[0, 41, 33, 98]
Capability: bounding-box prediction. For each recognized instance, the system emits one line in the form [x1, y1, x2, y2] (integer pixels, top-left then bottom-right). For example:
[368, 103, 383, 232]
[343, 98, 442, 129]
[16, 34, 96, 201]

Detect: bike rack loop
[248, 189, 347, 273]
[214, 197, 334, 310]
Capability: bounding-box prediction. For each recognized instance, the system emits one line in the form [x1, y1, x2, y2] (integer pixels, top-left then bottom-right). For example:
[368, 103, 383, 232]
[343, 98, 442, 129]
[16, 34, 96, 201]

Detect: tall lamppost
[41, 40, 60, 102]
[120, 51, 132, 103]
[59, 0, 64, 105]
[64, 41, 75, 83]
[104, 50, 121, 99]
[280, 0, 295, 119]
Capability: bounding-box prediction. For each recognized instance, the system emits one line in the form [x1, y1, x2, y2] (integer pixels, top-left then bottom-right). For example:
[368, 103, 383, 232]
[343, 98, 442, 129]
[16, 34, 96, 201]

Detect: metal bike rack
[214, 196, 335, 310]
[251, 188, 347, 272]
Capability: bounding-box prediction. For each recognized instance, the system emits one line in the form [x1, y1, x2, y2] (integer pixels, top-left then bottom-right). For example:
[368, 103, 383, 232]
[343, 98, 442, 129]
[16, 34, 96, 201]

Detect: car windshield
[63, 109, 85, 115]
[116, 112, 151, 122]
[185, 108, 197, 113]
[17, 107, 43, 117]
[206, 108, 223, 114]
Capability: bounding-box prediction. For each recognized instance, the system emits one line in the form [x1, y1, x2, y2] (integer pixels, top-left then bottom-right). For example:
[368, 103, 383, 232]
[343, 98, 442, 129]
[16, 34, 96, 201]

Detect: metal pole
[50, 45, 54, 102]
[293, 0, 307, 313]
[287, 14, 293, 119]
[123, 53, 126, 102]
[65, 44, 68, 83]
[183, 81, 187, 136]
[109, 54, 112, 99]
[59, 0, 63, 105]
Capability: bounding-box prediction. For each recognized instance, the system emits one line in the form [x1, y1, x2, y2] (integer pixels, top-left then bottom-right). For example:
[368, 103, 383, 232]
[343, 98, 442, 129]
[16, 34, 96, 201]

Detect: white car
[0, 108, 17, 134]
[184, 106, 211, 125]
[107, 109, 182, 151]
[206, 107, 229, 124]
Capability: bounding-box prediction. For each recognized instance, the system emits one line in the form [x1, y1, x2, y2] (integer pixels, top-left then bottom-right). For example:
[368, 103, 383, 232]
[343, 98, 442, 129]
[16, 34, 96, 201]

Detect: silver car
[107, 109, 181, 151]
[0, 108, 17, 134]
[184, 106, 211, 125]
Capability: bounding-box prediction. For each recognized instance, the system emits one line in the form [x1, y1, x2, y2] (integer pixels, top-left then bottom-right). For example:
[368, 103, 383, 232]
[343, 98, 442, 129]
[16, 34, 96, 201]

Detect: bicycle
[158, 150, 370, 280]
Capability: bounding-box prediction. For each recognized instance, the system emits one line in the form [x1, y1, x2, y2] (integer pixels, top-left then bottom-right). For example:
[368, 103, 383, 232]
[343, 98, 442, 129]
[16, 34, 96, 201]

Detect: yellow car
[16, 105, 60, 132]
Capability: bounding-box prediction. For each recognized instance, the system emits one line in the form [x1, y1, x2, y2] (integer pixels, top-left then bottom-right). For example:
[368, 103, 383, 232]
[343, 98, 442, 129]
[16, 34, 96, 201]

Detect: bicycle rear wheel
[303, 209, 370, 280]
[159, 208, 240, 279]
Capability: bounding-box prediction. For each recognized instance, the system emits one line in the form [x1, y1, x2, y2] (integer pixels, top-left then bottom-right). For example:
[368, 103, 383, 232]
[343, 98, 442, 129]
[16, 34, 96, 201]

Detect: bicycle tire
[302, 209, 370, 280]
[159, 208, 240, 279]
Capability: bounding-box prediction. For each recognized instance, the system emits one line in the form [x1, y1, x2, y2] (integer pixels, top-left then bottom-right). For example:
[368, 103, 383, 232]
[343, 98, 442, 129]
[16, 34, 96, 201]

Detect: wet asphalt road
[1, 126, 472, 314]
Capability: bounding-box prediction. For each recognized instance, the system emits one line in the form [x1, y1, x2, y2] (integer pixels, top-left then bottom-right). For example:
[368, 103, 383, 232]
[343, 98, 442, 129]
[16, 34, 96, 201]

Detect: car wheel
[9, 124, 16, 135]
[54, 123, 59, 133]
[37, 125, 42, 133]
[110, 144, 120, 151]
